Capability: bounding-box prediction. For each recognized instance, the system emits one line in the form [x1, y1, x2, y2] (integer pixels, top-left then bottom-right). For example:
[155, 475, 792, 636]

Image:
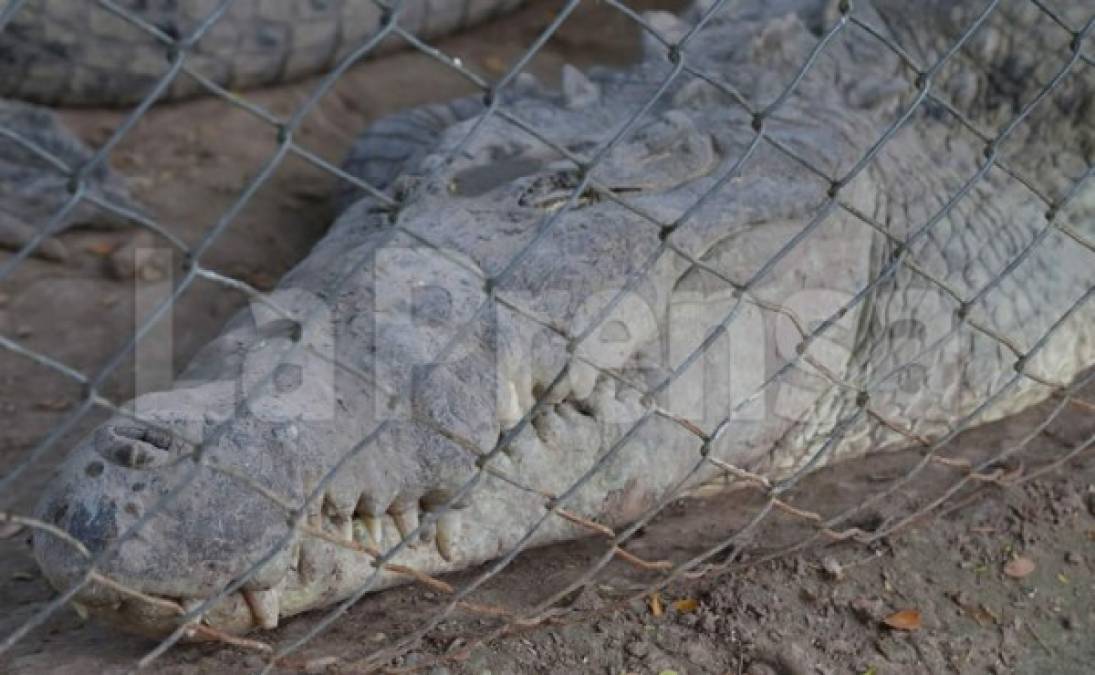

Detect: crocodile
[0, 0, 524, 259]
[0, 0, 525, 105]
[29, 0, 1095, 637]
[0, 99, 139, 260]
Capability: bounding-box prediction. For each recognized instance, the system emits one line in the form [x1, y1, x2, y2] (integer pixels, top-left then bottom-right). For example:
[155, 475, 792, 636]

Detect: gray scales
[14, 0, 1095, 639]
[0, 0, 523, 259]
[0, 0, 524, 104]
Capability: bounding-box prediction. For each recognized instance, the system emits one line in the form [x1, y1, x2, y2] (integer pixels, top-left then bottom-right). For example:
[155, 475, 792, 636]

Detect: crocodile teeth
[435, 511, 459, 562]
[180, 598, 211, 626]
[391, 508, 420, 547]
[243, 588, 279, 630]
[337, 516, 353, 543]
[181, 598, 203, 614]
[362, 514, 384, 547]
[352, 519, 370, 547]
[498, 379, 523, 429]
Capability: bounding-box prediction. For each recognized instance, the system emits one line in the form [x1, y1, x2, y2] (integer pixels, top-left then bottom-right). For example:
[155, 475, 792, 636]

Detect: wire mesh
[0, 0, 1093, 671]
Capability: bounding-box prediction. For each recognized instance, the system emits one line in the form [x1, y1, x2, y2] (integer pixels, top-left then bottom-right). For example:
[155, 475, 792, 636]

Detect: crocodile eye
[451, 157, 544, 197]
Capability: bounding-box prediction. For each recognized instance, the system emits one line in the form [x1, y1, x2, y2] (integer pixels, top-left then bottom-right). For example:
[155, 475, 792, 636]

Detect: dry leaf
[672, 598, 699, 614]
[1004, 556, 1036, 579]
[965, 605, 995, 626]
[978, 603, 1000, 623]
[85, 241, 116, 256]
[245, 271, 276, 292]
[882, 609, 922, 631]
[34, 398, 70, 412]
[648, 592, 664, 617]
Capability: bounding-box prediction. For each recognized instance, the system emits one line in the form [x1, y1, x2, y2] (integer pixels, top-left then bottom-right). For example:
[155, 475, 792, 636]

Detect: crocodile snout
[32, 402, 301, 636]
[94, 423, 176, 469]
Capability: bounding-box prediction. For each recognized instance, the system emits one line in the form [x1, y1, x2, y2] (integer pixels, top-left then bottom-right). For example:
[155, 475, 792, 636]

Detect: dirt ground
[1, 1, 1094, 672]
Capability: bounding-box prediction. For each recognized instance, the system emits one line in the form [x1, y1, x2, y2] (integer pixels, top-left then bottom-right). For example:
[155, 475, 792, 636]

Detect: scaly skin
[31, 0, 1095, 636]
[0, 100, 140, 260]
[0, 0, 524, 257]
[0, 0, 525, 106]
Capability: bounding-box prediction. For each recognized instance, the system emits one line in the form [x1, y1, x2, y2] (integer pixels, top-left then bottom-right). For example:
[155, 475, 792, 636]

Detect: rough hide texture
[30, 0, 1095, 637]
[0, 100, 144, 260]
[0, 0, 525, 105]
[0, 0, 523, 257]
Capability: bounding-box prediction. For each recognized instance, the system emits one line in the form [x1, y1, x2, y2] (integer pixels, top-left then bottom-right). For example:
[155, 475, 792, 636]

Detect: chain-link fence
[1, 0, 1094, 671]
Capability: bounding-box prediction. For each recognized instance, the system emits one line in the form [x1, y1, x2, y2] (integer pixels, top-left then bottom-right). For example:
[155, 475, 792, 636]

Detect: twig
[1026, 621, 1054, 657]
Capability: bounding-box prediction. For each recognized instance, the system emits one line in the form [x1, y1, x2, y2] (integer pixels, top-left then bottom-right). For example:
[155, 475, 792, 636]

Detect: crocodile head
[33, 382, 301, 635]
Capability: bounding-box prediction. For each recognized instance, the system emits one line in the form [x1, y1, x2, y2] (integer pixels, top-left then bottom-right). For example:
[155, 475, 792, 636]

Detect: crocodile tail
[0, 0, 525, 106]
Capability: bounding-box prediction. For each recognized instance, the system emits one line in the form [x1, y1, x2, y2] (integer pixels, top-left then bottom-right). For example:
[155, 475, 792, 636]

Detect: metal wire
[0, 0, 1093, 672]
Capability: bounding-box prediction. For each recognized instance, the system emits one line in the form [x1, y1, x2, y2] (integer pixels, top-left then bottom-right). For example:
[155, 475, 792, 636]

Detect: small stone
[1065, 551, 1082, 565]
[850, 596, 881, 622]
[952, 590, 972, 608]
[108, 232, 170, 282]
[626, 640, 650, 658]
[821, 556, 844, 580]
[304, 656, 338, 673]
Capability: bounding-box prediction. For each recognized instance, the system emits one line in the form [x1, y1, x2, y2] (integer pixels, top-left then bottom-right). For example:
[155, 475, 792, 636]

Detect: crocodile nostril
[111, 443, 156, 468]
[114, 425, 173, 450]
[95, 425, 173, 469]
